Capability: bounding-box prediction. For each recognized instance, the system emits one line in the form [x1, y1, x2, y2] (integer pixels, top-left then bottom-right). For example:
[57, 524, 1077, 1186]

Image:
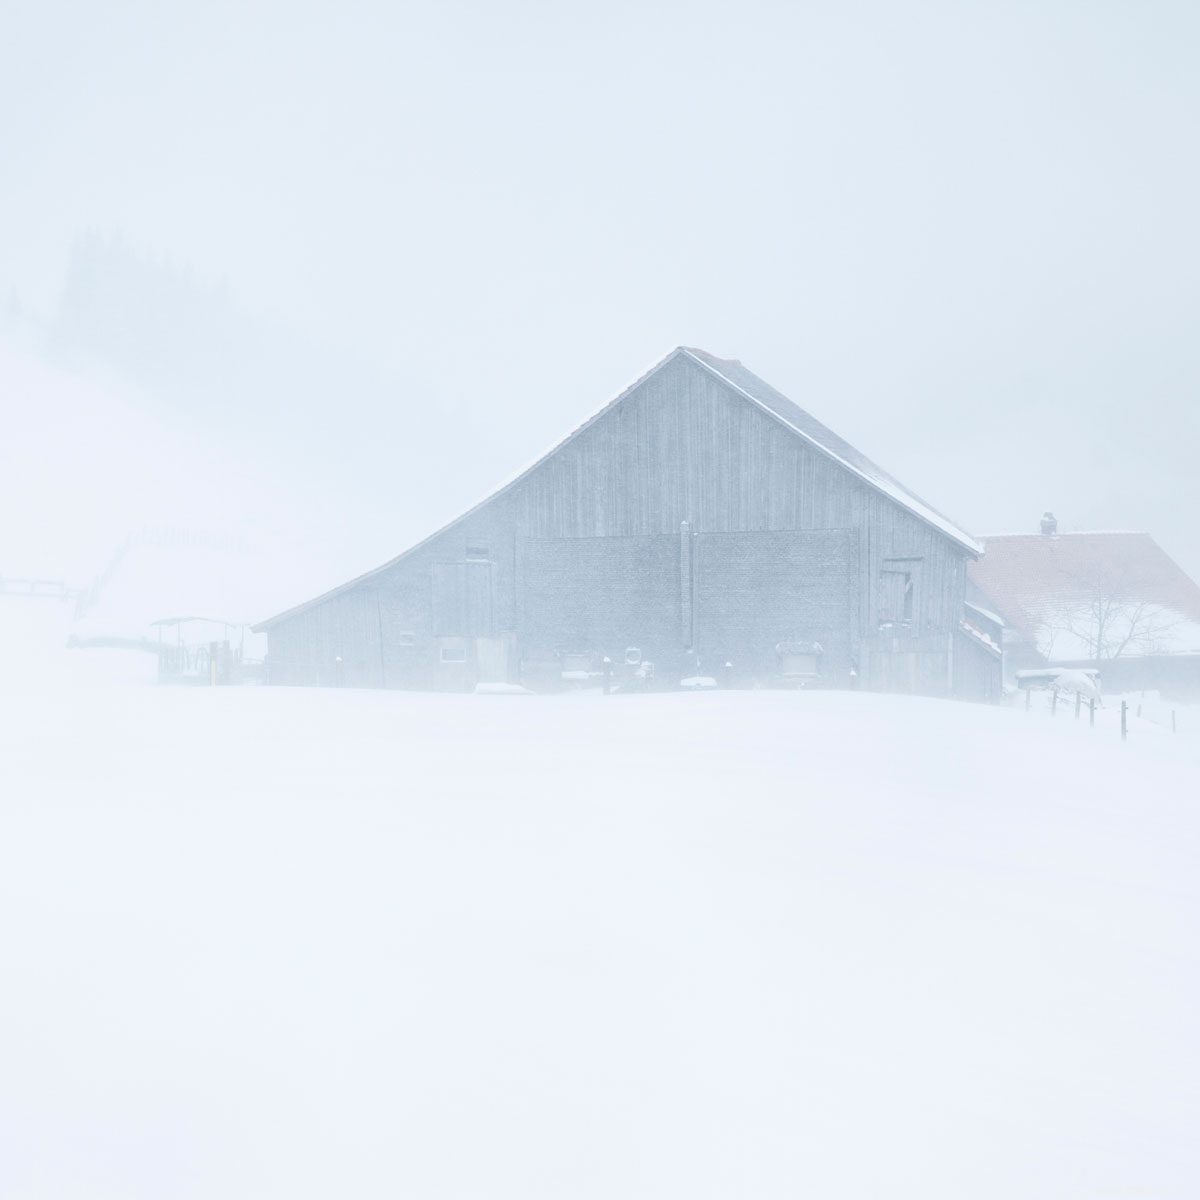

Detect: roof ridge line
[252, 347, 690, 630]
[679, 349, 982, 556]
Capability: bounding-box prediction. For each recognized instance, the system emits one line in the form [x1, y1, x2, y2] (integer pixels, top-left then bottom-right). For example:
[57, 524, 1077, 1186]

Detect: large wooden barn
[255, 347, 997, 697]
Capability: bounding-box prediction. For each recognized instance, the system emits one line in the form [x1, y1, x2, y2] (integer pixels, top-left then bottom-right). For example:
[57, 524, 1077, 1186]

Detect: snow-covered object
[775, 639, 824, 655]
[960, 618, 1002, 654]
[1046, 667, 1104, 702]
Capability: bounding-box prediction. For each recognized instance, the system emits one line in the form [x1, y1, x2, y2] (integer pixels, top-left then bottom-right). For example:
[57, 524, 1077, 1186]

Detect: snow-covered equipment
[1048, 668, 1103, 704]
[774, 640, 823, 687]
[560, 651, 604, 686]
[1015, 666, 1101, 694]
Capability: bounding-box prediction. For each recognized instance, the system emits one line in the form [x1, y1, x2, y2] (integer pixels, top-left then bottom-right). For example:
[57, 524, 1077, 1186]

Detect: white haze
[2, 5, 1200, 1197]
[3, 0, 1200, 607]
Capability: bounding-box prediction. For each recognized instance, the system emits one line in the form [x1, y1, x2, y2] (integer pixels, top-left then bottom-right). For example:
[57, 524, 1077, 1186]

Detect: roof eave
[253, 347, 692, 630]
[678, 350, 982, 556]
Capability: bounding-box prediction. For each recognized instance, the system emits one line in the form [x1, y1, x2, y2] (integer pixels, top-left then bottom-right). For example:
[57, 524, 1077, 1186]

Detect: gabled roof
[968, 531, 1200, 644]
[682, 349, 980, 554]
[255, 346, 980, 630]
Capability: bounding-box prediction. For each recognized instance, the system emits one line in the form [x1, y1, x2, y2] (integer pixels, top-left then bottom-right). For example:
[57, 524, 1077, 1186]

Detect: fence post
[1075, 692, 1082, 720]
[1121, 700, 1128, 742]
[1089, 698, 1095, 727]
[1051, 688, 1058, 716]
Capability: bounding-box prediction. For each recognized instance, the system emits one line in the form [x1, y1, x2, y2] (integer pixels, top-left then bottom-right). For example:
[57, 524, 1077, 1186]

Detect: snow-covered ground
[2, 652, 1199, 1198]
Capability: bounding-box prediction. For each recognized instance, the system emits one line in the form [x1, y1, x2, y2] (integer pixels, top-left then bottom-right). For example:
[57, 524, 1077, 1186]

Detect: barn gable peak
[254, 345, 979, 630]
[675, 348, 979, 555]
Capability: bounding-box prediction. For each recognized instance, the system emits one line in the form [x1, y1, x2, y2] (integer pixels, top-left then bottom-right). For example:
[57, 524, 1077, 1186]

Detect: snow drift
[1, 678, 1197, 1198]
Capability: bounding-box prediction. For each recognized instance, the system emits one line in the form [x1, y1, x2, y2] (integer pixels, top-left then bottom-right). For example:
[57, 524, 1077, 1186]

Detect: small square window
[465, 545, 490, 562]
[397, 631, 416, 647]
[440, 645, 467, 663]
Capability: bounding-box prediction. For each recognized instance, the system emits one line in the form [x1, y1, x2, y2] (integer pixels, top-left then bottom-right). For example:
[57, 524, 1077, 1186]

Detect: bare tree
[1035, 620, 1059, 663]
[1037, 564, 1183, 661]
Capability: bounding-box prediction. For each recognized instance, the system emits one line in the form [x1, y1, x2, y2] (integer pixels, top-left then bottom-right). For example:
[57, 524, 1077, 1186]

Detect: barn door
[516, 534, 682, 669]
[475, 634, 516, 684]
[691, 529, 856, 680]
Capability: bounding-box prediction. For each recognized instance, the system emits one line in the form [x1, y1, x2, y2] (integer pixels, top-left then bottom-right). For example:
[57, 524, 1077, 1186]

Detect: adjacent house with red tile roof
[967, 514, 1200, 697]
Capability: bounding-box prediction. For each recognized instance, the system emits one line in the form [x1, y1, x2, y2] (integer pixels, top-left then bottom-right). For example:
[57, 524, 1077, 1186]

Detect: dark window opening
[465, 545, 490, 562]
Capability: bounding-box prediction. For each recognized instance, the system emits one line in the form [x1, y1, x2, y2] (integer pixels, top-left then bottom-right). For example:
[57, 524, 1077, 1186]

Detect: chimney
[1040, 511, 1058, 536]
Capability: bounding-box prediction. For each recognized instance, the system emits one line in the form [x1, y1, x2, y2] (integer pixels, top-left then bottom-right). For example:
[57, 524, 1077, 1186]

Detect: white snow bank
[0, 598, 158, 688]
[1, 685, 1197, 1198]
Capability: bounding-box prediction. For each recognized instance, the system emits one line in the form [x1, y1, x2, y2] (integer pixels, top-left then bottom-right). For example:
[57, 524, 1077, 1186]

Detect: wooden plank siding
[263, 353, 972, 693]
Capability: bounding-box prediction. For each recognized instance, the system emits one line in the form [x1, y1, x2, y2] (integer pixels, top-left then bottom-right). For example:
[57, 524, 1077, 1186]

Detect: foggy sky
[4, 0, 1199, 581]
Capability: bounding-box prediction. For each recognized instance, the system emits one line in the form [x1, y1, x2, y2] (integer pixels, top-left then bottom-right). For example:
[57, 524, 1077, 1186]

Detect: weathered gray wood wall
[516, 534, 682, 670]
[690, 529, 857, 678]
[952, 629, 1003, 703]
[265, 353, 971, 693]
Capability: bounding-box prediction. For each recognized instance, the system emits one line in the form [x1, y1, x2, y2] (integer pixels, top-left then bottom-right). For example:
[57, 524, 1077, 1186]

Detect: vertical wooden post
[1075, 692, 1082, 720]
[1089, 698, 1096, 727]
[679, 520, 693, 652]
[1121, 700, 1128, 741]
[1051, 688, 1058, 716]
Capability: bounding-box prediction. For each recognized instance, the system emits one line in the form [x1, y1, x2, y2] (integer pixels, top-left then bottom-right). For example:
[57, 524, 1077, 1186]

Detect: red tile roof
[968, 532, 1200, 642]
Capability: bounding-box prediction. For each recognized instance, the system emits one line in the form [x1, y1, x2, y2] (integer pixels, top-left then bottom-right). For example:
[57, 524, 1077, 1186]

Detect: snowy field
[2, 654, 1200, 1197]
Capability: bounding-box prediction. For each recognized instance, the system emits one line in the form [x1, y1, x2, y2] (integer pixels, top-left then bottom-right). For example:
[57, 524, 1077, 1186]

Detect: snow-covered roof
[964, 599, 1005, 628]
[256, 347, 981, 630]
[681, 349, 981, 555]
[968, 531, 1200, 653]
[960, 618, 1002, 656]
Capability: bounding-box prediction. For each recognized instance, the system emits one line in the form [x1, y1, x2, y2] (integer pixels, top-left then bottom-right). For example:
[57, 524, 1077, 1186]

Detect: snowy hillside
[0, 331, 413, 644]
[2, 681, 1198, 1198]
